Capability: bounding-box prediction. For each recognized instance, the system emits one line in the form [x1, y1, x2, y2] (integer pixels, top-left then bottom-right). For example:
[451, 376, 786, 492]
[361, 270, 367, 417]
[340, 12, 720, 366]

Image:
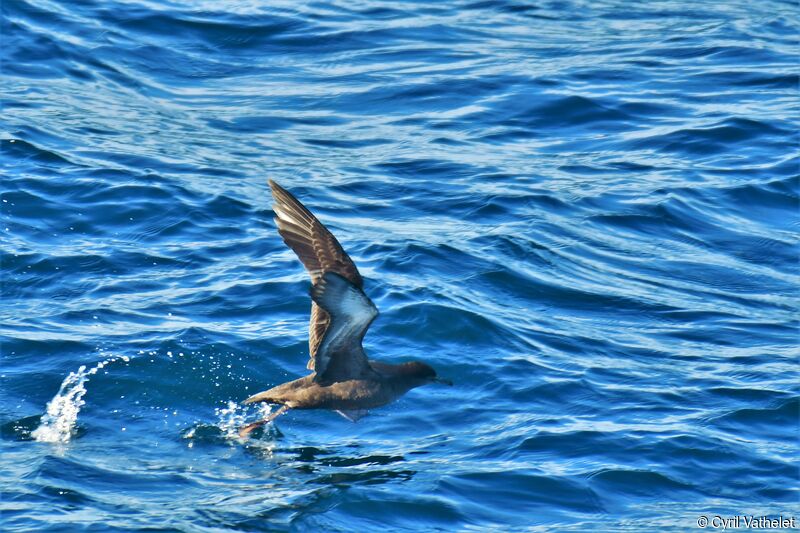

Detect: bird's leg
[238, 405, 289, 438]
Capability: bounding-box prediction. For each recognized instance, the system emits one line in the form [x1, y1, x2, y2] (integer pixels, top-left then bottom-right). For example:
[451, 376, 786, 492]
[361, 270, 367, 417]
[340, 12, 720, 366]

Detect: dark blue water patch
[525, 95, 634, 129]
[483, 265, 679, 316]
[471, 233, 560, 266]
[630, 117, 792, 156]
[100, 9, 306, 51]
[106, 43, 250, 82]
[519, 429, 639, 459]
[310, 465, 416, 486]
[301, 492, 465, 531]
[207, 116, 297, 134]
[70, 182, 197, 206]
[352, 45, 484, 70]
[466, 93, 638, 139]
[1, 189, 73, 225]
[374, 158, 476, 181]
[174, 280, 310, 321]
[326, 76, 508, 116]
[1, 139, 73, 166]
[37, 454, 199, 493]
[1, 20, 71, 79]
[650, 433, 751, 476]
[715, 177, 800, 224]
[370, 241, 492, 281]
[0, 337, 95, 367]
[689, 70, 800, 89]
[2, 358, 102, 410]
[0, 415, 43, 441]
[703, 456, 800, 503]
[8, 124, 75, 156]
[705, 45, 793, 64]
[588, 468, 697, 500]
[581, 188, 796, 264]
[70, 150, 217, 177]
[90, 354, 248, 409]
[507, 379, 606, 415]
[1, 484, 104, 530]
[332, 4, 411, 22]
[707, 398, 800, 441]
[377, 302, 513, 349]
[709, 386, 796, 403]
[439, 471, 604, 522]
[301, 137, 390, 149]
[656, 320, 797, 351]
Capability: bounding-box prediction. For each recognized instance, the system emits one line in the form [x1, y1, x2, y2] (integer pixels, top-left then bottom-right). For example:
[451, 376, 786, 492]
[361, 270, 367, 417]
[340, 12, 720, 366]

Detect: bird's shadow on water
[287, 445, 415, 486]
[182, 419, 418, 487]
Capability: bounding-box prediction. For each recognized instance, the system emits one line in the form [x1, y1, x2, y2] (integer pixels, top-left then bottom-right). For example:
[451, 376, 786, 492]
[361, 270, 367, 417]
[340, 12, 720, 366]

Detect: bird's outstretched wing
[309, 272, 378, 383]
[268, 180, 372, 381]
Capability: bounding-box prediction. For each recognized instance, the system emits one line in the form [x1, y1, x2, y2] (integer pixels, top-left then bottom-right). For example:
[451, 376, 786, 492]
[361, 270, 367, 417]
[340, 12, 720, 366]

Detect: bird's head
[399, 361, 453, 386]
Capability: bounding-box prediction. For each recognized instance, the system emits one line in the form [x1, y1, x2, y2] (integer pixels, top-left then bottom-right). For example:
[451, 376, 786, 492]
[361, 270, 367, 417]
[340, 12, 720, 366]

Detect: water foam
[216, 400, 274, 440]
[182, 401, 275, 449]
[32, 355, 130, 443]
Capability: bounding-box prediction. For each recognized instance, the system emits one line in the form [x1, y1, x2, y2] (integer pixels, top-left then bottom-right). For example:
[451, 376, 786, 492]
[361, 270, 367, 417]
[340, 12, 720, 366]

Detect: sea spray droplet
[214, 400, 273, 441]
[32, 355, 130, 443]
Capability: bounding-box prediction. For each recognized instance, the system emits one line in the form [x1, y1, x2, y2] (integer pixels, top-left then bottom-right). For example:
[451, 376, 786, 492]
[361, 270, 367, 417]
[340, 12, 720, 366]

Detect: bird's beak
[433, 378, 453, 386]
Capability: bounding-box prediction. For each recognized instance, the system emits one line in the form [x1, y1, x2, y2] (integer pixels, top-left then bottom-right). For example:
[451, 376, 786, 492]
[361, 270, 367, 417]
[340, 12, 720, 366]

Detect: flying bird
[239, 180, 451, 437]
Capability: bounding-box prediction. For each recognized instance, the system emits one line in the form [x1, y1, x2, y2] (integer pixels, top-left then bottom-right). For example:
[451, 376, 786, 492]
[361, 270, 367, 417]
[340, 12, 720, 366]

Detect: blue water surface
[1, 0, 798, 531]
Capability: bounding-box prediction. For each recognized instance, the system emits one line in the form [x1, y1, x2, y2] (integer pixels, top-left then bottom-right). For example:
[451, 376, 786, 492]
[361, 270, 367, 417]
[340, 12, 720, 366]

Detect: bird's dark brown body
[244, 360, 436, 412]
[239, 181, 449, 436]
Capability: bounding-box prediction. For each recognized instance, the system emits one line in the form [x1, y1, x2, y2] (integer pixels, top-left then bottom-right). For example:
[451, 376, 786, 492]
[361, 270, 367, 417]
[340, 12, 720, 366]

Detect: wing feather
[268, 180, 366, 374]
[309, 272, 377, 382]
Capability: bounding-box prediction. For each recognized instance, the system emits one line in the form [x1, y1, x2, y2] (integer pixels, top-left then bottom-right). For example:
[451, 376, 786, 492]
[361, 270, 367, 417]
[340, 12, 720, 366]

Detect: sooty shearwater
[238, 180, 451, 437]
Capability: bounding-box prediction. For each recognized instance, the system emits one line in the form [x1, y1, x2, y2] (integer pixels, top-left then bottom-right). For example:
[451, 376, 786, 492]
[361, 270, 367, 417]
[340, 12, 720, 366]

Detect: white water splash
[182, 401, 275, 448]
[32, 355, 130, 443]
[215, 400, 273, 440]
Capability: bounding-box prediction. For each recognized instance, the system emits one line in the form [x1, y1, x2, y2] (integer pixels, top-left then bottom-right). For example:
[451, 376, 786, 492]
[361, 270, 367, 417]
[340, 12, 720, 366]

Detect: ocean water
[1, 0, 798, 530]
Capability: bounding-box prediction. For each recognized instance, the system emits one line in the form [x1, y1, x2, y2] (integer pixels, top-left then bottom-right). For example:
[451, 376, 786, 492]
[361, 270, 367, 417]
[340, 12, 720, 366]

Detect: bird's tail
[243, 390, 281, 405]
